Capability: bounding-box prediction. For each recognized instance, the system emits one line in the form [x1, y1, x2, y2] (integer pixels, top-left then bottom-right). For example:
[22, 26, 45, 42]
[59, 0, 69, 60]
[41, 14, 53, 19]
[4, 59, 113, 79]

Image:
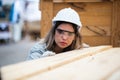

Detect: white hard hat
[52, 8, 82, 28]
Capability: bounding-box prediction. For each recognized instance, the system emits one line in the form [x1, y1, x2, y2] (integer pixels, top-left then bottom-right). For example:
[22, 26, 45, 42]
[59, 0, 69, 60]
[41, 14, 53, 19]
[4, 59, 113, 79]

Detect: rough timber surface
[0, 46, 113, 80]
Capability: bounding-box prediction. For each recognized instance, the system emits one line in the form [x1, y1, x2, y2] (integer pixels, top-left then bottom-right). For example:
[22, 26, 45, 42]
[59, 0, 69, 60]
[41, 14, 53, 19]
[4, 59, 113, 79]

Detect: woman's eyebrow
[57, 28, 74, 33]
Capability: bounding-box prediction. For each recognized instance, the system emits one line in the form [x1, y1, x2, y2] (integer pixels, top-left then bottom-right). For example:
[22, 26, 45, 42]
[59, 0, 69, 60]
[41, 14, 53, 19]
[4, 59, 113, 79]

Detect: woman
[26, 8, 83, 60]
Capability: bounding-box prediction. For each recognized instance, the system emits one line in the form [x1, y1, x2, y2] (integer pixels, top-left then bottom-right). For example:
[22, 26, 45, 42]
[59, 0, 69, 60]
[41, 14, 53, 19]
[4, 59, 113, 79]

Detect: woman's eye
[68, 32, 74, 36]
[57, 29, 64, 34]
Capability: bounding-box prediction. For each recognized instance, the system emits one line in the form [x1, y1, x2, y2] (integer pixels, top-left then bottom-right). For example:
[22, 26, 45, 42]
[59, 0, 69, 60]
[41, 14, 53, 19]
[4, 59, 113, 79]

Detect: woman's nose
[61, 33, 69, 40]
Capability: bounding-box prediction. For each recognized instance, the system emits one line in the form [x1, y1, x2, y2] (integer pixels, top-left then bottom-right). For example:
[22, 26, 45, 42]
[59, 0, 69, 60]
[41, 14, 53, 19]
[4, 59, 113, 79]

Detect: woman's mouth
[60, 42, 67, 46]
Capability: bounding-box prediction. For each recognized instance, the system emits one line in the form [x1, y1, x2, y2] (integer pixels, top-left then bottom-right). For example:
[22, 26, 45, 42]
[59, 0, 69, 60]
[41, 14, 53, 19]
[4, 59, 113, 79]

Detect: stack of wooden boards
[1, 46, 120, 80]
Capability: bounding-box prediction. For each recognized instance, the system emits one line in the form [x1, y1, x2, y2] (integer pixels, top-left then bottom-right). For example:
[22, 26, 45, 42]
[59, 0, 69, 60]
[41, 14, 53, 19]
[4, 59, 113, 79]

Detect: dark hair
[44, 21, 82, 53]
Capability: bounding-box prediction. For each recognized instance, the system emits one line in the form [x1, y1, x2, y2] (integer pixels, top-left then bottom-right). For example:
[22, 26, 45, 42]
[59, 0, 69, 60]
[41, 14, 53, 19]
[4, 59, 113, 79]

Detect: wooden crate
[39, 0, 120, 47]
[1, 45, 120, 80]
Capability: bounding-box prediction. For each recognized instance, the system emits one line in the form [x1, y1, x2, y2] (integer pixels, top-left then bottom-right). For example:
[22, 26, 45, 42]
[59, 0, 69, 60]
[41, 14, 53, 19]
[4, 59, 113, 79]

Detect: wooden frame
[40, 0, 120, 47]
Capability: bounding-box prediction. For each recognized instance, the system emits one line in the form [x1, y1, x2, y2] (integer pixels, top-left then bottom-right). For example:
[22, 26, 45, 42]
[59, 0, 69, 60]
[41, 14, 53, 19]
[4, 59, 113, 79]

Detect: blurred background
[0, 0, 119, 68]
[0, 0, 41, 67]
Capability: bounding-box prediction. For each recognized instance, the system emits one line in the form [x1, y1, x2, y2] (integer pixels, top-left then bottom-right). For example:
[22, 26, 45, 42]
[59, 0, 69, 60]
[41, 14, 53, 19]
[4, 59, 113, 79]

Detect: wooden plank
[111, 0, 120, 47]
[24, 48, 120, 80]
[81, 26, 111, 36]
[82, 36, 111, 46]
[81, 16, 112, 26]
[54, 2, 112, 26]
[54, 2, 112, 15]
[40, 0, 53, 38]
[1, 46, 112, 80]
[107, 69, 120, 80]
[53, 0, 113, 3]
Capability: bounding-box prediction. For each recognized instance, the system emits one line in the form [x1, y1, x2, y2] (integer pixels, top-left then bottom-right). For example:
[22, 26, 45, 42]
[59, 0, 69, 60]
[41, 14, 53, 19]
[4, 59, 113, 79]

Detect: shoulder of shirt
[32, 39, 46, 50]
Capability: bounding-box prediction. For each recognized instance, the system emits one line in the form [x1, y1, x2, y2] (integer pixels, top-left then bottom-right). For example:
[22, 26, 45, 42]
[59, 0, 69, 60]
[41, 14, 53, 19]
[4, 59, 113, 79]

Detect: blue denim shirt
[26, 40, 89, 60]
[26, 42, 55, 60]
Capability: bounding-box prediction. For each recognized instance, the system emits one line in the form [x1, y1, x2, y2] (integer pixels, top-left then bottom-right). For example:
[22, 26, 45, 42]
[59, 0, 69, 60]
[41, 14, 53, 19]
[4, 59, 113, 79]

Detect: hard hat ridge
[52, 8, 82, 29]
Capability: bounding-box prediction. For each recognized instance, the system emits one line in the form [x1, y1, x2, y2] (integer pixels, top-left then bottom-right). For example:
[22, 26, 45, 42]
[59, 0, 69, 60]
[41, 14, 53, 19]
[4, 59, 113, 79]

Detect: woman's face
[55, 23, 75, 49]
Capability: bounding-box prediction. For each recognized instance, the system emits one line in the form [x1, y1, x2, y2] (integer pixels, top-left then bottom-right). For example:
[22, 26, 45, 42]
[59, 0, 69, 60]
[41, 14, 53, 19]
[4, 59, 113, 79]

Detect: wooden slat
[82, 36, 111, 46]
[111, 0, 120, 47]
[40, 0, 53, 37]
[1, 46, 112, 80]
[25, 48, 120, 80]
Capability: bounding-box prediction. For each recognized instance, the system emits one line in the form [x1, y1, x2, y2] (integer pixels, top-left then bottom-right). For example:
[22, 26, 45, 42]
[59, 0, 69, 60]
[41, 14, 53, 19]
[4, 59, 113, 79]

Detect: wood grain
[1, 46, 111, 80]
[26, 48, 120, 80]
